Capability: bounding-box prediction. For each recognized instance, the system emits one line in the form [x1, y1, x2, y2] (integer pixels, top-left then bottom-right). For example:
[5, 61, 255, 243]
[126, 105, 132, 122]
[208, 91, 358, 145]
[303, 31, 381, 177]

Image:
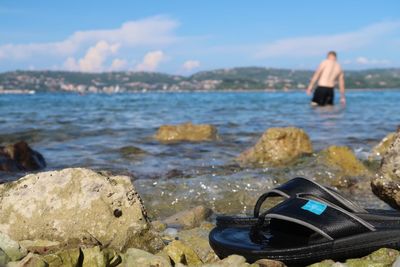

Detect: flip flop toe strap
[261, 197, 375, 241]
[253, 177, 366, 217]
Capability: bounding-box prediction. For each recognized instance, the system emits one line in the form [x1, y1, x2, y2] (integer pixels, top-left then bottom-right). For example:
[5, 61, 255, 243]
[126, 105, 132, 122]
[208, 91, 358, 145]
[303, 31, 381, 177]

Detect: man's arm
[339, 71, 346, 105]
[306, 62, 324, 95]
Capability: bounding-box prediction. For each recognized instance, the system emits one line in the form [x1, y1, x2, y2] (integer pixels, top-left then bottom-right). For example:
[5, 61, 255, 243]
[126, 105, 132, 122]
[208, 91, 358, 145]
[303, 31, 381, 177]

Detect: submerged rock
[155, 122, 218, 142]
[372, 133, 400, 209]
[0, 168, 163, 252]
[317, 146, 368, 177]
[0, 141, 46, 172]
[369, 132, 397, 161]
[163, 205, 212, 229]
[119, 146, 148, 158]
[237, 127, 313, 167]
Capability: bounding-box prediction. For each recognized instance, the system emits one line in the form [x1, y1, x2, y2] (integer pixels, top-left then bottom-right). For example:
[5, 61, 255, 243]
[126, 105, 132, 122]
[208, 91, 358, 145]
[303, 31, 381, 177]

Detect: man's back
[318, 59, 342, 88]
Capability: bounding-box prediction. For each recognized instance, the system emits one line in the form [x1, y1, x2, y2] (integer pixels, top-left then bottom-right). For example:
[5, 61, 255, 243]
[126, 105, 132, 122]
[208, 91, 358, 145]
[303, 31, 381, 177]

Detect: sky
[1, 0, 400, 74]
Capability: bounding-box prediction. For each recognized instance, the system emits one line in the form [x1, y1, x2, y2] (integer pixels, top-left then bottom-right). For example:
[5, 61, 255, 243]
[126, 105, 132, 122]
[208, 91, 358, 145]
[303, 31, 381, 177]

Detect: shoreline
[2, 88, 400, 95]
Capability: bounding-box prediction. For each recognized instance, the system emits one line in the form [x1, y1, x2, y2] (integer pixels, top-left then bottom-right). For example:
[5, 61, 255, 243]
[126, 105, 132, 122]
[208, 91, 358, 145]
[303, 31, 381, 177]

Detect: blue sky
[1, 0, 400, 74]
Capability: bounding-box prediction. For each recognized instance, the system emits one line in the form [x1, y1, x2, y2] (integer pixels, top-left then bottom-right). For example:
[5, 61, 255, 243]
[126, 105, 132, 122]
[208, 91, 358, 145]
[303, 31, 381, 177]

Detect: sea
[1, 90, 399, 218]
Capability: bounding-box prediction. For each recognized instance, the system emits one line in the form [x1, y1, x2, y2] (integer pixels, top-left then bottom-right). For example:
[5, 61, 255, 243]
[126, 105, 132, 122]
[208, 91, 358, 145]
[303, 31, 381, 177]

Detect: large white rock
[0, 168, 163, 252]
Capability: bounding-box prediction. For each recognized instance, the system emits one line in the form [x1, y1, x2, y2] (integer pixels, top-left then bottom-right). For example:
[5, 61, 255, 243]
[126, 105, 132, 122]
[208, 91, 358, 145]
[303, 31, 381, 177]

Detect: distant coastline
[1, 67, 399, 93]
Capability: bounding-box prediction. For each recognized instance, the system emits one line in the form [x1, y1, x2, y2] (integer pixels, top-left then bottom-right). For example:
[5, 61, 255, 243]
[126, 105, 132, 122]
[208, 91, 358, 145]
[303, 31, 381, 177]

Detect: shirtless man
[306, 51, 346, 106]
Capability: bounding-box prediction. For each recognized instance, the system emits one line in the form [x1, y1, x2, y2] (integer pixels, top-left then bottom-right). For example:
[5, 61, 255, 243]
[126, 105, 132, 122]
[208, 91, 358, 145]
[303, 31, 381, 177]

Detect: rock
[255, 258, 287, 267]
[164, 205, 213, 229]
[0, 168, 163, 252]
[307, 260, 337, 267]
[151, 220, 167, 232]
[163, 240, 202, 266]
[345, 248, 399, 267]
[19, 240, 61, 255]
[0, 248, 11, 266]
[317, 146, 368, 178]
[121, 248, 171, 267]
[81, 246, 107, 267]
[103, 248, 122, 267]
[43, 248, 81, 267]
[237, 127, 313, 167]
[177, 226, 219, 264]
[308, 248, 399, 267]
[0, 141, 46, 172]
[201, 255, 257, 267]
[8, 253, 48, 267]
[371, 133, 400, 209]
[155, 122, 218, 142]
[119, 146, 147, 158]
[0, 232, 27, 261]
[369, 133, 397, 161]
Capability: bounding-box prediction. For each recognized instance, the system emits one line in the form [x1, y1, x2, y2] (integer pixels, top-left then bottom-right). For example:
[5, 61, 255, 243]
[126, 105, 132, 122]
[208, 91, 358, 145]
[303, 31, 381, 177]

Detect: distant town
[0, 67, 399, 94]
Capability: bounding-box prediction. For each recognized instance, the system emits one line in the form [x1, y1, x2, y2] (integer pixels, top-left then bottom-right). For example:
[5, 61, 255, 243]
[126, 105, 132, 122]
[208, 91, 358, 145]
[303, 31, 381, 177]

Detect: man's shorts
[311, 86, 334, 106]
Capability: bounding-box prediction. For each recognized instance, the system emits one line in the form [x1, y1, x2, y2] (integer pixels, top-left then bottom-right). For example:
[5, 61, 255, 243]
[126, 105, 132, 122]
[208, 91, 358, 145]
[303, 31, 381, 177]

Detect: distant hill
[0, 67, 399, 93]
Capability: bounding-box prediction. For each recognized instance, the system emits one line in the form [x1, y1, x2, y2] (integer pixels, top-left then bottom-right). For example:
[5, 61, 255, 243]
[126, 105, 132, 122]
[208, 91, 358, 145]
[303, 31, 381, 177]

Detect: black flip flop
[217, 177, 395, 228]
[210, 195, 400, 265]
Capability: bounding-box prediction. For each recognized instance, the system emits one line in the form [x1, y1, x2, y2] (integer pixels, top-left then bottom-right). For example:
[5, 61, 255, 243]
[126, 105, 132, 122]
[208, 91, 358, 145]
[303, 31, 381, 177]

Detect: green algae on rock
[317, 146, 368, 177]
[163, 240, 203, 266]
[237, 127, 313, 167]
[155, 122, 218, 142]
[0, 168, 163, 253]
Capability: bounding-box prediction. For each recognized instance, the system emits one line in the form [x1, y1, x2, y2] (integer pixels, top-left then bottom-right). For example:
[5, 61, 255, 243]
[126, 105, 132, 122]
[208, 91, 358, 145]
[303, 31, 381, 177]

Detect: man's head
[327, 51, 337, 60]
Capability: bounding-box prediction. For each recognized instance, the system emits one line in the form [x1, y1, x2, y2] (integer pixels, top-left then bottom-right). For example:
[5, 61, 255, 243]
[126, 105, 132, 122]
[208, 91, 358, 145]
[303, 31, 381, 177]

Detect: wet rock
[237, 127, 313, 167]
[155, 122, 218, 142]
[201, 255, 257, 267]
[119, 146, 147, 158]
[165, 169, 185, 179]
[371, 133, 400, 209]
[0, 168, 163, 252]
[121, 248, 171, 267]
[163, 240, 202, 266]
[8, 252, 48, 267]
[0, 232, 27, 261]
[254, 259, 287, 267]
[369, 132, 397, 161]
[317, 146, 368, 178]
[19, 240, 61, 255]
[164, 205, 213, 229]
[177, 226, 219, 264]
[0, 141, 46, 172]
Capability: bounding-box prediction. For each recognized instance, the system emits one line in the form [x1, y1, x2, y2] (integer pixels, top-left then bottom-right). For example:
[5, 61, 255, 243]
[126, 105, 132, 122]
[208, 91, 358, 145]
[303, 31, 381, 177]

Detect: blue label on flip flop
[301, 200, 327, 215]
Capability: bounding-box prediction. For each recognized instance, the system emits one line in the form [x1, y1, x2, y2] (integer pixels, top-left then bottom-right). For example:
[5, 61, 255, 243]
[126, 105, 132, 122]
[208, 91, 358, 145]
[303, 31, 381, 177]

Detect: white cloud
[110, 58, 128, 71]
[0, 16, 179, 60]
[182, 60, 200, 71]
[344, 56, 391, 66]
[135, 50, 165, 71]
[255, 21, 400, 58]
[63, 41, 119, 72]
